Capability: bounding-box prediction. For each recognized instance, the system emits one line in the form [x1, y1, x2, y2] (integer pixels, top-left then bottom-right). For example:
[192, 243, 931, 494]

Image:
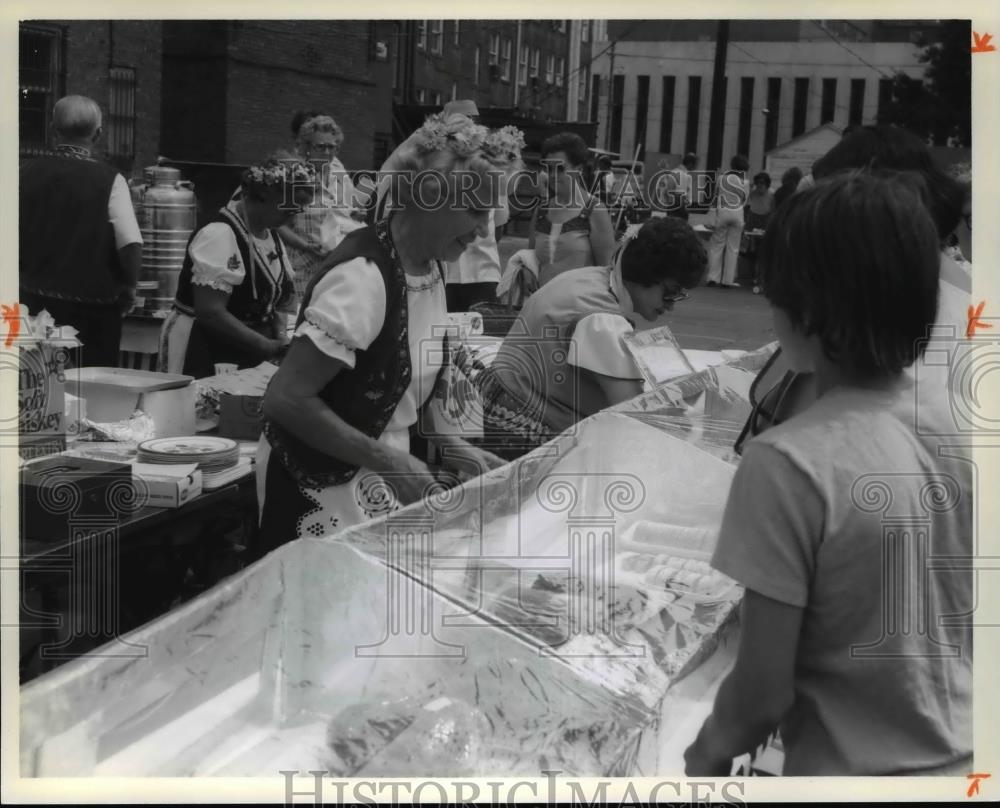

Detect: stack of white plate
[137, 436, 240, 474]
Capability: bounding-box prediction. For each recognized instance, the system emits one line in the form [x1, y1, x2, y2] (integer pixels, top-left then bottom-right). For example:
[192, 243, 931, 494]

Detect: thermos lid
[143, 165, 183, 184]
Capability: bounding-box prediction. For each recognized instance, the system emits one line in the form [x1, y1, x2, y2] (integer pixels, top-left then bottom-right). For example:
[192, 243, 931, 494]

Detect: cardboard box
[217, 394, 263, 441]
[132, 463, 203, 509]
[20, 456, 133, 542]
[18, 343, 72, 460]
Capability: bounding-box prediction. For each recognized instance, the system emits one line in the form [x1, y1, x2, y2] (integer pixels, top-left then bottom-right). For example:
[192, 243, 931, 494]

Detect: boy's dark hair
[291, 108, 326, 138]
[758, 171, 940, 377]
[753, 171, 771, 187]
[682, 152, 698, 170]
[730, 154, 750, 172]
[540, 131, 591, 167]
[812, 124, 966, 240]
[622, 217, 707, 289]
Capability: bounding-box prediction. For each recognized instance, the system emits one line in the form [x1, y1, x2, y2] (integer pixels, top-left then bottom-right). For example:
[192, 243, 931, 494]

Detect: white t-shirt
[108, 174, 143, 248]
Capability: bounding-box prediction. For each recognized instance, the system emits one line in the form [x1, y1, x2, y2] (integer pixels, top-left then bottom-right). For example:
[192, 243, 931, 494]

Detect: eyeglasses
[662, 285, 690, 304]
[733, 347, 801, 456]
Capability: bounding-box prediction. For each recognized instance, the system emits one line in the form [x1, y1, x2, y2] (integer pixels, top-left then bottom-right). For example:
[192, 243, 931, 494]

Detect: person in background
[279, 114, 366, 302]
[256, 113, 520, 550]
[654, 152, 698, 220]
[705, 154, 750, 288]
[158, 157, 315, 378]
[772, 166, 802, 209]
[744, 172, 774, 231]
[479, 217, 706, 459]
[441, 99, 508, 312]
[20, 95, 143, 367]
[530, 132, 616, 287]
[685, 173, 971, 777]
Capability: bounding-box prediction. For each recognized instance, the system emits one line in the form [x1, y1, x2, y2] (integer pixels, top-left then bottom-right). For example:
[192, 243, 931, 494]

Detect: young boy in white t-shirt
[685, 172, 973, 776]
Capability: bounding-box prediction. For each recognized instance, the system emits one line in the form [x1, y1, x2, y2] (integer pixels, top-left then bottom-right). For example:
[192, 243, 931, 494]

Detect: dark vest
[19, 151, 123, 304]
[262, 223, 413, 488]
[173, 206, 291, 328]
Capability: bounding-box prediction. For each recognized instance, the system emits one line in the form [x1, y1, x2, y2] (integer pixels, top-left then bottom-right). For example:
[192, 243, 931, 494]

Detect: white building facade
[591, 36, 926, 171]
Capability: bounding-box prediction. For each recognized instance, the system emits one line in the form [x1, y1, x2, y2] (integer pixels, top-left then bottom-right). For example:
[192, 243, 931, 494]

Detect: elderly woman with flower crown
[256, 114, 524, 549]
[158, 156, 317, 378]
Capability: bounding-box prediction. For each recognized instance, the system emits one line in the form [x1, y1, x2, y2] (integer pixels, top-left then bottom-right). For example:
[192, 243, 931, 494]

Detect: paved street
[496, 235, 776, 353]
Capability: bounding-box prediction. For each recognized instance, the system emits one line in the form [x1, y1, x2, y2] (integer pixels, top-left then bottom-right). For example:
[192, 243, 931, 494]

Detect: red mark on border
[967, 773, 991, 797]
[1, 303, 20, 347]
[972, 32, 996, 53]
[967, 301, 992, 339]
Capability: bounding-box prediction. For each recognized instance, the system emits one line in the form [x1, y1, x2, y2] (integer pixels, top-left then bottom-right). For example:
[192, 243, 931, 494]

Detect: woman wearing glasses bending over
[686, 173, 971, 776]
[479, 217, 706, 459]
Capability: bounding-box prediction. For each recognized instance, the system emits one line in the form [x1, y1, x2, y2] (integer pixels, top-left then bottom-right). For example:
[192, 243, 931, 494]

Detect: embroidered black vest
[173, 206, 292, 327]
[262, 222, 412, 488]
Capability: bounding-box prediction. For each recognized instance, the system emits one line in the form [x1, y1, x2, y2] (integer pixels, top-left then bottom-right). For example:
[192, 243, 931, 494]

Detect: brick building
[19, 20, 163, 175]
[396, 20, 580, 122]
[160, 20, 396, 171]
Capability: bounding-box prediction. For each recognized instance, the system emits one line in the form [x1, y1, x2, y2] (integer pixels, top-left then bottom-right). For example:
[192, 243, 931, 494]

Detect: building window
[19, 24, 64, 153]
[530, 48, 540, 78]
[501, 38, 512, 81]
[474, 46, 481, 86]
[685, 76, 701, 155]
[416, 88, 427, 103]
[591, 74, 601, 124]
[737, 76, 754, 157]
[416, 21, 427, 51]
[660, 76, 675, 153]
[820, 78, 836, 124]
[877, 78, 893, 121]
[431, 90, 442, 107]
[489, 34, 499, 65]
[430, 21, 443, 55]
[610, 74, 625, 153]
[581, 21, 589, 42]
[451, 82, 457, 101]
[107, 66, 136, 160]
[558, 20, 567, 33]
[849, 78, 865, 126]
[634, 75, 650, 158]
[453, 20, 460, 46]
[546, 54, 555, 84]
[792, 77, 809, 137]
[579, 66, 589, 108]
[556, 57, 565, 88]
[518, 44, 529, 86]
[764, 77, 781, 151]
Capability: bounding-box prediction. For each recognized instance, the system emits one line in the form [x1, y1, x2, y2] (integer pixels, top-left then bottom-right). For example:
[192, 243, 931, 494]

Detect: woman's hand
[382, 451, 442, 507]
[437, 441, 507, 480]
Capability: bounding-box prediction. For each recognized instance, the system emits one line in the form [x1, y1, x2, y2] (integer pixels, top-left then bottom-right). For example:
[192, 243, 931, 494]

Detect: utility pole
[705, 19, 730, 191]
[605, 40, 616, 150]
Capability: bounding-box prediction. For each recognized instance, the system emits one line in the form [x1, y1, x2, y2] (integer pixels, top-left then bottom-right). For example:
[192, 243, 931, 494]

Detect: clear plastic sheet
[20, 342, 778, 778]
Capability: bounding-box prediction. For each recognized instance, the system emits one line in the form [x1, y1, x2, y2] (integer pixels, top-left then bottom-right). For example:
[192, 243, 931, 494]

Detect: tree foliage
[878, 20, 971, 146]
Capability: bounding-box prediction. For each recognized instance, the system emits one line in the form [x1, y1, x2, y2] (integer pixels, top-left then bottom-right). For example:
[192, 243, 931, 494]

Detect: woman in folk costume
[256, 114, 525, 551]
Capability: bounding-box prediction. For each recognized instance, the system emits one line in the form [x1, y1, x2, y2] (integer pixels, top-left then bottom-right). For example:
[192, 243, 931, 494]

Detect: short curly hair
[621, 217, 707, 288]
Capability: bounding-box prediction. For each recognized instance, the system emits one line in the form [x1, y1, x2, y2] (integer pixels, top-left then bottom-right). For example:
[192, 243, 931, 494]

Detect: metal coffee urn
[130, 166, 197, 310]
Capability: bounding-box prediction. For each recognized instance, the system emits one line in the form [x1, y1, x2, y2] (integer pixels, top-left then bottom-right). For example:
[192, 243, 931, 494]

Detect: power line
[810, 19, 899, 80]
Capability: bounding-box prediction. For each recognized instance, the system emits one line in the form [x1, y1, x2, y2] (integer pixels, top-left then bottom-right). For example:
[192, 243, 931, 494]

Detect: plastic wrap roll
[624, 520, 717, 558]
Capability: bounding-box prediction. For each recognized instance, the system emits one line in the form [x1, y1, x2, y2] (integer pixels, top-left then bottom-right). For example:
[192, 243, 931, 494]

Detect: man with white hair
[20, 94, 143, 365]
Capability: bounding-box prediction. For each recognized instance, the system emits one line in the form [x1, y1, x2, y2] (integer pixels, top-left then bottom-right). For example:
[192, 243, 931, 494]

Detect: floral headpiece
[411, 113, 524, 166]
[242, 158, 318, 189]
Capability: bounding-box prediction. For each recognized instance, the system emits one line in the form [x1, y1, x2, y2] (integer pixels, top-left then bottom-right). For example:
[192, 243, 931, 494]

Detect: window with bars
[416, 21, 427, 51]
[518, 44, 529, 86]
[792, 77, 809, 137]
[877, 78, 893, 121]
[591, 75, 601, 124]
[107, 67, 136, 160]
[556, 57, 565, 88]
[501, 38, 512, 81]
[634, 75, 650, 158]
[430, 21, 443, 54]
[764, 77, 781, 152]
[737, 76, 754, 157]
[530, 49, 540, 78]
[19, 24, 63, 154]
[685, 76, 701, 155]
[489, 34, 499, 65]
[581, 21, 589, 42]
[546, 54, 555, 84]
[660, 76, 675, 153]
